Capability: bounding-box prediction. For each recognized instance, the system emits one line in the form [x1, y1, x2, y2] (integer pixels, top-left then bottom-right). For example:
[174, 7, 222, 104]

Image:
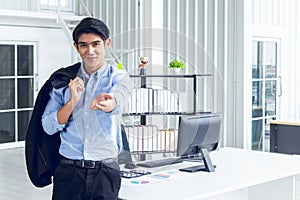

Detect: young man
[41, 17, 133, 200]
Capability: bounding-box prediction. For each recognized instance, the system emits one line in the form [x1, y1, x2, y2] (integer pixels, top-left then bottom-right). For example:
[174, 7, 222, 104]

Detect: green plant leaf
[168, 60, 185, 69]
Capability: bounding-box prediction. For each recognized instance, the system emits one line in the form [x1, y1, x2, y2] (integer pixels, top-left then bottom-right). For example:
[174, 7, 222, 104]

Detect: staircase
[57, 0, 91, 42]
[56, 0, 125, 66]
[55, 0, 90, 62]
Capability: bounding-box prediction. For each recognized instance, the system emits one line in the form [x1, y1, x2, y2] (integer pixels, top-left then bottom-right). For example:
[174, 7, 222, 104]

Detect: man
[41, 17, 133, 200]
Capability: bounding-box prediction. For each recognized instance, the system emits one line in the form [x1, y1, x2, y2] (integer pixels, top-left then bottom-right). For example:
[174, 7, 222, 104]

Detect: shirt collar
[78, 61, 108, 81]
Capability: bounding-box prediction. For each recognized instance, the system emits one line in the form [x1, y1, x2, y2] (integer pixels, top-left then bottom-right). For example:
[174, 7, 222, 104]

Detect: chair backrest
[118, 124, 133, 164]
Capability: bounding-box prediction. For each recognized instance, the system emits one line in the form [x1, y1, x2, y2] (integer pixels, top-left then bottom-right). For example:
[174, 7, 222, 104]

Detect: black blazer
[25, 62, 80, 187]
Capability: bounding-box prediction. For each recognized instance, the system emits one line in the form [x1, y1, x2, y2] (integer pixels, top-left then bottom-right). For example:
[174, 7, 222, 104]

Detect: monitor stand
[179, 148, 216, 173]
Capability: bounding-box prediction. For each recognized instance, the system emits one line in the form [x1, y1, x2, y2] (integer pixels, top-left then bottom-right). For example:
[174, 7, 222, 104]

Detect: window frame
[0, 41, 37, 148]
[39, 0, 73, 12]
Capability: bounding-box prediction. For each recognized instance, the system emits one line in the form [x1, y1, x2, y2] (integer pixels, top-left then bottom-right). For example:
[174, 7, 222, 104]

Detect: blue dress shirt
[42, 62, 133, 161]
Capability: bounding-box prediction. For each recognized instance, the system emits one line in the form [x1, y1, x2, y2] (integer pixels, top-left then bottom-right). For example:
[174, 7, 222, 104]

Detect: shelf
[123, 73, 211, 161]
[129, 74, 211, 78]
[123, 74, 211, 117]
[131, 150, 176, 154]
[122, 111, 211, 116]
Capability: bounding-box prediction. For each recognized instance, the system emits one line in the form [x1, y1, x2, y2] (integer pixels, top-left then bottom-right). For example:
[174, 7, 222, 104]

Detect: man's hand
[90, 93, 116, 112]
[69, 77, 84, 108]
[57, 77, 84, 124]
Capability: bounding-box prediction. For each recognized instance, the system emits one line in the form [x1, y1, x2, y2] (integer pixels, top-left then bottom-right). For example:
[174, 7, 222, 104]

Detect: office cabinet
[270, 121, 300, 155]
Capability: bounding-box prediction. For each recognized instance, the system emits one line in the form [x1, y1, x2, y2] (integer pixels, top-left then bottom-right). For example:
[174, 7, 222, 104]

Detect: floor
[0, 147, 52, 200]
[0, 147, 300, 200]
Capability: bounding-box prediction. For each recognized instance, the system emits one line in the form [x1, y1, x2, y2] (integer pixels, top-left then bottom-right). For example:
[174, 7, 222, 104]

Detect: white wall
[158, 0, 245, 148]
[281, 0, 300, 120]
[244, 0, 300, 148]
[156, 0, 300, 149]
[2, 0, 300, 150]
[0, 16, 73, 97]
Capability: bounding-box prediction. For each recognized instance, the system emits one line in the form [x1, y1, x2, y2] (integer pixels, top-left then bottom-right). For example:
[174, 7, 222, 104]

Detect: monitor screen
[177, 113, 221, 172]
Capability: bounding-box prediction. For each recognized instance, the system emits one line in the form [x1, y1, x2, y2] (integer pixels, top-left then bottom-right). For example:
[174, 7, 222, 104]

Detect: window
[251, 38, 280, 151]
[0, 43, 35, 144]
[40, 0, 73, 12]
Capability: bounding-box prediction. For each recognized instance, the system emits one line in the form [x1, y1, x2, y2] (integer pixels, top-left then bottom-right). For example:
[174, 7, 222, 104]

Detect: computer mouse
[124, 163, 138, 169]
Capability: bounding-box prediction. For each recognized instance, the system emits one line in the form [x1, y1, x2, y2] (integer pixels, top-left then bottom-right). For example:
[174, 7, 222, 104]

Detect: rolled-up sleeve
[41, 87, 68, 135]
[110, 70, 133, 114]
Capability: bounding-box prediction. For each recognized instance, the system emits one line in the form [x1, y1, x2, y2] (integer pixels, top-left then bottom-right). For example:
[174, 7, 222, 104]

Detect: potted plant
[168, 59, 185, 74]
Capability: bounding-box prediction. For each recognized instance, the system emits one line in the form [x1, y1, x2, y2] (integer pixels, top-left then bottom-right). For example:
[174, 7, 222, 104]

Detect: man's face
[75, 33, 110, 74]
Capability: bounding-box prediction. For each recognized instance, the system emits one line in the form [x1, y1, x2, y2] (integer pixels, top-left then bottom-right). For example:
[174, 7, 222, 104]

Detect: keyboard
[136, 157, 183, 168]
[120, 169, 151, 178]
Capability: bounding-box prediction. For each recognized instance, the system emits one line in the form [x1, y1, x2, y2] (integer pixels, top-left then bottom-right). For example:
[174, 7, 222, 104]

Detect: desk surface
[270, 120, 300, 126]
[119, 147, 300, 200]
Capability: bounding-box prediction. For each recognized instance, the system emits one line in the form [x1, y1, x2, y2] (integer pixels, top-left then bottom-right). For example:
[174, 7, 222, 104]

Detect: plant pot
[173, 68, 181, 74]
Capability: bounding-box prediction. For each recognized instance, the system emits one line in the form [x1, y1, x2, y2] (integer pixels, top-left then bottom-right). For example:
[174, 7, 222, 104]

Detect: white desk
[119, 147, 300, 200]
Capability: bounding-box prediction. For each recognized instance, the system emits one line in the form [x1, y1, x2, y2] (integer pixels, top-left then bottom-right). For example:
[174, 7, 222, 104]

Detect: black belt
[60, 157, 117, 169]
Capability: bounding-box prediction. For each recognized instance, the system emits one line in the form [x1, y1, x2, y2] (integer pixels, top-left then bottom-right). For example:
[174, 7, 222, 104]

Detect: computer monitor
[177, 113, 222, 172]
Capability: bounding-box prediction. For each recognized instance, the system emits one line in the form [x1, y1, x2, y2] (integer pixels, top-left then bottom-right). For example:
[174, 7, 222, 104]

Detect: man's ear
[73, 42, 78, 51]
[105, 38, 111, 50]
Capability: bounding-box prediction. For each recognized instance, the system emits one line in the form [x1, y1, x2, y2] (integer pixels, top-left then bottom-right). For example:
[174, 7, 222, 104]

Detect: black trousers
[52, 159, 121, 200]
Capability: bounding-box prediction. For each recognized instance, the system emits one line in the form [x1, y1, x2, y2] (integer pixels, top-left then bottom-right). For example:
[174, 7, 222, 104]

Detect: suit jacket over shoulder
[25, 63, 80, 188]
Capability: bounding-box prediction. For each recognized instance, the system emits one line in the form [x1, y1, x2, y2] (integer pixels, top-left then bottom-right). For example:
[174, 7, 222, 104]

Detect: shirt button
[85, 112, 88, 115]
[86, 125, 89, 129]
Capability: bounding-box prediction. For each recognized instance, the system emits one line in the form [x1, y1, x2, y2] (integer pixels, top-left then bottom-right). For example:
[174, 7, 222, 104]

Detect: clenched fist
[69, 77, 85, 108]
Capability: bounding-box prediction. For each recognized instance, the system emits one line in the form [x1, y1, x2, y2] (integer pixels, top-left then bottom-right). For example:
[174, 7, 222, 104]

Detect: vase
[173, 68, 181, 74]
[140, 68, 147, 75]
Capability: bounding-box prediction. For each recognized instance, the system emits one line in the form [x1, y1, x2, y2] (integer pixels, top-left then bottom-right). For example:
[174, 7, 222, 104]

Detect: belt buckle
[81, 160, 96, 168]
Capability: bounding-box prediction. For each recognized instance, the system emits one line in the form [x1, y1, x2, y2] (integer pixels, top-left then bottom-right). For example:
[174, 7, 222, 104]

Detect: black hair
[72, 17, 110, 44]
